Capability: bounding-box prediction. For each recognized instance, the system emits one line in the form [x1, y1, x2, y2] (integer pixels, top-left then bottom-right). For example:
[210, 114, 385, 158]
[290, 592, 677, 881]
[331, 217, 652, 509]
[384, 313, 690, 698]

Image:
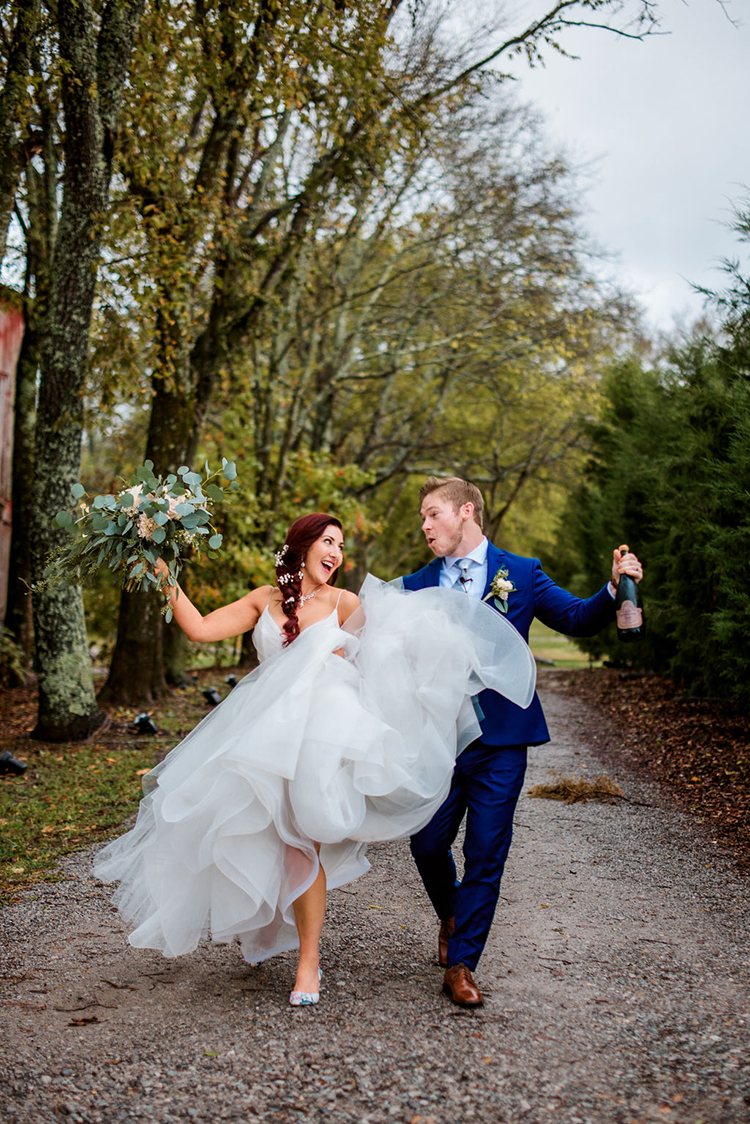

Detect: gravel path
[1, 684, 749, 1124]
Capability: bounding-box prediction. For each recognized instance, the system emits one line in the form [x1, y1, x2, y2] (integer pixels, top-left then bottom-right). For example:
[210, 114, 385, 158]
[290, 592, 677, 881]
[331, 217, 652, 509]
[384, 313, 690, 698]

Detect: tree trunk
[99, 589, 167, 705]
[163, 615, 189, 686]
[5, 299, 37, 657]
[0, 0, 40, 263]
[6, 148, 54, 659]
[102, 369, 195, 703]
[31, 0, 146, 740]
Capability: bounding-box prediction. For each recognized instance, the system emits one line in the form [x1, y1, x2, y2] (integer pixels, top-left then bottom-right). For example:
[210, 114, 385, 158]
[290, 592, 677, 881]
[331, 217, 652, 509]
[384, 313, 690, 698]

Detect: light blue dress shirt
[439, 537, 489, 599]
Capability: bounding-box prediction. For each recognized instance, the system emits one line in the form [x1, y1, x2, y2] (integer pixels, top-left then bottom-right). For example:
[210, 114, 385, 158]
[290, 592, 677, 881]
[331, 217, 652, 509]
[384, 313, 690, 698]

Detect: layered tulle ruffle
[94, 576, 535, 963]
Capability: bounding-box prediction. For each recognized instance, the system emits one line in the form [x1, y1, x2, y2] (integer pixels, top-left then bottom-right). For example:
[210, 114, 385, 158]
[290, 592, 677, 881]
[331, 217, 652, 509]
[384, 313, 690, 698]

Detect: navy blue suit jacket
[401, 542, 615, 746]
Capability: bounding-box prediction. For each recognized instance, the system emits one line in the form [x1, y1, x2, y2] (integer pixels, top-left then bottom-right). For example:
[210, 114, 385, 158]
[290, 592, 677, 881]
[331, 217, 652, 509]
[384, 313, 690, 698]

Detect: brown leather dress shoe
[443, 963, 484, 1008]
[438, 917, 455, 968]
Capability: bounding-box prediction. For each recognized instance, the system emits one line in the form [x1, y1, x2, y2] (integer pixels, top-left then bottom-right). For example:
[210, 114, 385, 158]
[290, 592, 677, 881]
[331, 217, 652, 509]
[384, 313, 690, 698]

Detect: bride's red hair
[275, 513, 343, 646]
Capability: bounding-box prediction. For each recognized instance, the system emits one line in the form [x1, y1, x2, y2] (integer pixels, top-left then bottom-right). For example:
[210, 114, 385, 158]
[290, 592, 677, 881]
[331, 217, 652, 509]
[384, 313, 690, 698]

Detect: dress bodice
[253, 606, 339, 663]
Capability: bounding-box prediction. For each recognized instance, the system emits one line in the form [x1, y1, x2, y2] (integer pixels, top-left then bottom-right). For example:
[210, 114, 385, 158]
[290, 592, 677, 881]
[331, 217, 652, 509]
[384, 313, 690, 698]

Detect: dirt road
[1, 685, 748, 1124]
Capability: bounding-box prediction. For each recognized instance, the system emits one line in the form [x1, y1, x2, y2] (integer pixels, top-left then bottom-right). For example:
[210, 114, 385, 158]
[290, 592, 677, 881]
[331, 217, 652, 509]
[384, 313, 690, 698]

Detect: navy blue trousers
[410, 740, 527, 971]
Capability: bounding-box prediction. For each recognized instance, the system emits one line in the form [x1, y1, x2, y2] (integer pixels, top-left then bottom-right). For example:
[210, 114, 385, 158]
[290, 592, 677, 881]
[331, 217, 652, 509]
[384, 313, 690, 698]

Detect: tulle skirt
[94, 576, 535, 963]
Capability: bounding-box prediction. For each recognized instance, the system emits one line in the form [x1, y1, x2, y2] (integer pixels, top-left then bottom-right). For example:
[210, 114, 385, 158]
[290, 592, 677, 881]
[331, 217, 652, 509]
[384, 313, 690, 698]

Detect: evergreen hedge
[553, 327, 750, 706]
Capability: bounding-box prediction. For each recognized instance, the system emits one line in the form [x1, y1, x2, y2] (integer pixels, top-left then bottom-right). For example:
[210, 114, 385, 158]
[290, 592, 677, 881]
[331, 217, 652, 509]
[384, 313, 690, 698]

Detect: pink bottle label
[617, 602, 642, 629]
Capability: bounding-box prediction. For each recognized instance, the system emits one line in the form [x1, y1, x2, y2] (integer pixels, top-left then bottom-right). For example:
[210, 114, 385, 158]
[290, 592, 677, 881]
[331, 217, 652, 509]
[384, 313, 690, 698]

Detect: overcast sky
[507, 0, 750, 331]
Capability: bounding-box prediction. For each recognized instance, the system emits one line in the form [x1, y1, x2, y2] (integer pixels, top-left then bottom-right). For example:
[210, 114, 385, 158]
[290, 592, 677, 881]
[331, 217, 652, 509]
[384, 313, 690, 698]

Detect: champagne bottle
[615, 544, 643, 642]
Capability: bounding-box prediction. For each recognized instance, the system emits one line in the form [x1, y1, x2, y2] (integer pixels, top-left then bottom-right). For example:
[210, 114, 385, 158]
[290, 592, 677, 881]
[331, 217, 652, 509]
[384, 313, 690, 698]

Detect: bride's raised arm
[154, 558, 269, 643]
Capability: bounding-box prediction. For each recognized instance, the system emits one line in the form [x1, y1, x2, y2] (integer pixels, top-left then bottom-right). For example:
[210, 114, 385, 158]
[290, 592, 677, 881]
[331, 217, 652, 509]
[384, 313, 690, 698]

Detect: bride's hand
[152, 557, 172, 594]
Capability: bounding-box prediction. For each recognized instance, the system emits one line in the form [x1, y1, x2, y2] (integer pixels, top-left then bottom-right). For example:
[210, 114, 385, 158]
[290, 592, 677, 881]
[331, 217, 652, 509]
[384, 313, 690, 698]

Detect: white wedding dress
[94, 576, 536, 964]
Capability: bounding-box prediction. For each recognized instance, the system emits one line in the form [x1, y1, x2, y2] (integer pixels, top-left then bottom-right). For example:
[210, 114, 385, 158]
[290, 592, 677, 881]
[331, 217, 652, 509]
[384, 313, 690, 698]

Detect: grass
[0, 678, 219, 905]
[0, 742, 158, 903]
[528, 619, 600, 671]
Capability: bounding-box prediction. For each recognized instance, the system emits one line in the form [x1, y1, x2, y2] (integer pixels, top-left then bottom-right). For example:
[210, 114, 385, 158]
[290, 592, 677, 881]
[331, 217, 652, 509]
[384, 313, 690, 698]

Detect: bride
[94, 512, 535, 1005]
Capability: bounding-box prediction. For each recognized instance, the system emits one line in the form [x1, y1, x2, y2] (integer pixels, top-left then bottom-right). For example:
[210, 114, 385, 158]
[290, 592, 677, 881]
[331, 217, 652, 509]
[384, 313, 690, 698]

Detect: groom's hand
[611, 544, 643, 590]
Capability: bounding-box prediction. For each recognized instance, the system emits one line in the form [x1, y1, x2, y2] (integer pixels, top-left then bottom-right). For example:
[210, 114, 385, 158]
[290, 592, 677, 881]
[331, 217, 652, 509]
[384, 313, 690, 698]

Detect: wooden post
[0, 302, 24, 627]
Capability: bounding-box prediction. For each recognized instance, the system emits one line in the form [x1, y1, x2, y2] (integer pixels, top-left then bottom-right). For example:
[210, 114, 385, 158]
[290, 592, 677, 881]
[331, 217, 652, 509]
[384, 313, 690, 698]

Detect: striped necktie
[456, 559, 473, 593]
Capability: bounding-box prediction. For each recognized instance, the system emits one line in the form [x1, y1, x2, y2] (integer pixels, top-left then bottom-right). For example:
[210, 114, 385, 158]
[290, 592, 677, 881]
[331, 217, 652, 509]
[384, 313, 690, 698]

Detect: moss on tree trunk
[30, 0, 145, 740]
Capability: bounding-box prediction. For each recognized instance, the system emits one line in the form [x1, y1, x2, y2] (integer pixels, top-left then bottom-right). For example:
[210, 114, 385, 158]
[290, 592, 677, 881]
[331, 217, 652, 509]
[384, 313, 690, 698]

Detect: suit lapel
[482, 542, 505, 601]
[423, 557, 442, 588]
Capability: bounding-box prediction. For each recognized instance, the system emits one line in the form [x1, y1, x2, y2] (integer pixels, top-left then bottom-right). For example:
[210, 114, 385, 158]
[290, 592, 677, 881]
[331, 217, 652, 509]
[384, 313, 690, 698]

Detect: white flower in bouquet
[120, 484, 144, 516]
[136, 513, 159, 541]
[167, 493, 191, 519]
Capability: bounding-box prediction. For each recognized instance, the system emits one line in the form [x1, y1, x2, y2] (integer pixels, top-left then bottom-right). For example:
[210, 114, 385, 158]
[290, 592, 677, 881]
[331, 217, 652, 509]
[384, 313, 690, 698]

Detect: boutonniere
[482, 567, 516, 614]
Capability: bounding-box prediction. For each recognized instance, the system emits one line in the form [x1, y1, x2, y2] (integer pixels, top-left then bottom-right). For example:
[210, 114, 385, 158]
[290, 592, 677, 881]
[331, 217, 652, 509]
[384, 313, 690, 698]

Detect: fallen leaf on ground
[528, 771, 623, 804]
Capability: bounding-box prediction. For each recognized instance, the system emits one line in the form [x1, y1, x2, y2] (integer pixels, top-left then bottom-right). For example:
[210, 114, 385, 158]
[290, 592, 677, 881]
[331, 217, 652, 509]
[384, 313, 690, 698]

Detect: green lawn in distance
[528, 619, 600, 670]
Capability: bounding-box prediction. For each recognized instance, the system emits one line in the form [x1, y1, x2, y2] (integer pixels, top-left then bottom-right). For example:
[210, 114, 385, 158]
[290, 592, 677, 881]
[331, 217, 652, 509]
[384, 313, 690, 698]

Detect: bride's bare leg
[292, 851, 326, 995]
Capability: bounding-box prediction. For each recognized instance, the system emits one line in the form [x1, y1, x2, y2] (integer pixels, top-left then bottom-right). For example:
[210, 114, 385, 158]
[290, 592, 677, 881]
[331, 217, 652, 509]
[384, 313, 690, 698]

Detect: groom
[401, 476, 643, 1007]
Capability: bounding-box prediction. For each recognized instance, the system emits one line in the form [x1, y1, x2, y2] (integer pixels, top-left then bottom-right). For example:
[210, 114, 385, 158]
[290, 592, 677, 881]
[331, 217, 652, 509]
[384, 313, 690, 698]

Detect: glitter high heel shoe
[289, 967, 322, 1006]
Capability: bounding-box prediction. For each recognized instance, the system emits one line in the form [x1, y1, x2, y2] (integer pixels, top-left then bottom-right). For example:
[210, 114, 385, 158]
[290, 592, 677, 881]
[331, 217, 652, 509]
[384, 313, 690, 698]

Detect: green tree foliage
[1, 0, 661, 714]
[0, 0, 40, 263]
[555, 291, 750, 704]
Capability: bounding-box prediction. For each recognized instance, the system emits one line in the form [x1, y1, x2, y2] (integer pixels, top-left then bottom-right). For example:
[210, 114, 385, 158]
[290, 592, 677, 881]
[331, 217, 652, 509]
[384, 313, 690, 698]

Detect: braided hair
[275, 513, 343, 646]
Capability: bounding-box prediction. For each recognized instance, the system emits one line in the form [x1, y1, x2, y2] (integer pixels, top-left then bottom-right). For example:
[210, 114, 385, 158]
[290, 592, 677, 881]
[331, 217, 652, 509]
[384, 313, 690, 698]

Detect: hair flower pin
[274, 544, 289, 567]
[482, 567, 516, 614]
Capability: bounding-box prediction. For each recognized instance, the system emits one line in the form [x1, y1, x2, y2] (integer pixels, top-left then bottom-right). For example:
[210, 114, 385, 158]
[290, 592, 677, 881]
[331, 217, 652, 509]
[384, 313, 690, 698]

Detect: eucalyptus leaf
[208, 534, 223, 549]
[54, 510, 73, 528]
[153, 511, 169, 526]
[175, 503, 194, 516]
[152, 527, 167, 544]
[71, 483, 86, 499]
[222, 461, 237, 481]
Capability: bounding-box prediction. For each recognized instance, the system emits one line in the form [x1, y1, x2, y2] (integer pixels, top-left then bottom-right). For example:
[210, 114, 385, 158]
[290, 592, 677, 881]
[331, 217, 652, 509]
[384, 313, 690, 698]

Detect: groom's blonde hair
[419, 476, 484, 530]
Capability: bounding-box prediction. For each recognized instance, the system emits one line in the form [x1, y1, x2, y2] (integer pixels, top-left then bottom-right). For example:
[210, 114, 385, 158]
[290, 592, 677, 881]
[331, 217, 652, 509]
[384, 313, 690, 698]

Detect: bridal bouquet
[43, 459, 239, 621]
